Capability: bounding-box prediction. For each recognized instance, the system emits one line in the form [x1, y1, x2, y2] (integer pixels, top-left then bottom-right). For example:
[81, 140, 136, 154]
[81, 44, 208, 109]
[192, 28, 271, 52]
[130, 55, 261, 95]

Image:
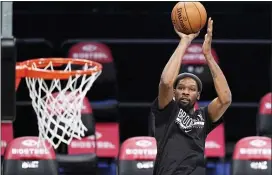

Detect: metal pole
[0, 2, 2, 35]
[61, 38, 272, 47]
[1, 2, 13, 38]
[0, 3, 14, 170]
[1, 2, 15, 122]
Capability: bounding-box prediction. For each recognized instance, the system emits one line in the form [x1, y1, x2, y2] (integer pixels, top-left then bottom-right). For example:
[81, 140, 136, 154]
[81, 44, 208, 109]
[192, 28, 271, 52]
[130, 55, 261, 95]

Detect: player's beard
[178, 99, 195, 113]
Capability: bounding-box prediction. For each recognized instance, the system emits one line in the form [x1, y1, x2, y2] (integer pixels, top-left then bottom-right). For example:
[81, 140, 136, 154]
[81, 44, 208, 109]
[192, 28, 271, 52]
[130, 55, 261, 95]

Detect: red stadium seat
[232, 136, 271, 175]
[179, 44, 219, 85]
[119, 136, 157, 175]
[257, 92, 272, 137]
[3, 136, 58, 175]
[1, 123, 14, 157]
[67, 123, 119, 175]
[67, 42, 119, 122]
[68, 123, 119, 158]
[203, 102, 226, 175]
[205, 124, 225, 158]
[68, 42, 117, 89]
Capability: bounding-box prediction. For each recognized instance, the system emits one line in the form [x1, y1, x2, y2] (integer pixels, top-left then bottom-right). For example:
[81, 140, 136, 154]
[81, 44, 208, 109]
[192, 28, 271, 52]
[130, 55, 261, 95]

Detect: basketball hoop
[16, 58, 102, 149]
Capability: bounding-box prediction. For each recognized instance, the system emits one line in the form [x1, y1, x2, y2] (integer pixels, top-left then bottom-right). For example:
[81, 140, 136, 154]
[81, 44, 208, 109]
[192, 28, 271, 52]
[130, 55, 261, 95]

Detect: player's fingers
[210, 20, 213, 33]
[205, 32, 211, 41]
[206, 18, 212, 36]
[207, 17, 211, 29]
[207, 26, 213, 37]
[204, 34, 211, 44]
[207, 31, 213, 38]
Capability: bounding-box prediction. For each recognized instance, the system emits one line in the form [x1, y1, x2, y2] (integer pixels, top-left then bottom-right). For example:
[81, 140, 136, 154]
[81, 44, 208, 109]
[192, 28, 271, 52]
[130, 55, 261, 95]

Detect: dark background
[8, 1, 272, 155]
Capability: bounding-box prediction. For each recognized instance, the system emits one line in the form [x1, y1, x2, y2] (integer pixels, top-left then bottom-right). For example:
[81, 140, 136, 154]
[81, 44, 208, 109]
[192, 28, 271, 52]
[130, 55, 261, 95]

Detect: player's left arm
[202, 18, 232, 122]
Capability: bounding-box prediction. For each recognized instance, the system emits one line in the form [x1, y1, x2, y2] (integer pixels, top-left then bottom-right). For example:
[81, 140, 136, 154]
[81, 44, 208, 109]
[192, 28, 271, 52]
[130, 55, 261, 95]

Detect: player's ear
[173, 88, 176, 100]
[197, 92, 200, 100]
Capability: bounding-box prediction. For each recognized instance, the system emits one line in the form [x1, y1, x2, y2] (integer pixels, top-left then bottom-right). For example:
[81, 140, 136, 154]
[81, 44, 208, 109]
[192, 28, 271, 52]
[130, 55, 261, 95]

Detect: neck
[179, 103, 194, 114]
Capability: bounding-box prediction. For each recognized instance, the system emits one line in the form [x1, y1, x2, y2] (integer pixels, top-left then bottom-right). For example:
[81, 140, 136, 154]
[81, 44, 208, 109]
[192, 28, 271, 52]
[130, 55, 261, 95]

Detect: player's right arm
[158, 29, 199, 109]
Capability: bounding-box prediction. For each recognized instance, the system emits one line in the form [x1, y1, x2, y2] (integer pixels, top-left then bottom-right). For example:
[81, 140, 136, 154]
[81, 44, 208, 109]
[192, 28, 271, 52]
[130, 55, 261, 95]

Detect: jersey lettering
[175, 108, 205, 132]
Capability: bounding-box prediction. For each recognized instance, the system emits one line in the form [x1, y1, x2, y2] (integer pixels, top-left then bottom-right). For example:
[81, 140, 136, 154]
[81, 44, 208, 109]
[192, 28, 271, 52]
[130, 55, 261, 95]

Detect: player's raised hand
[202, 17, 213, 55]
[174, 27, 200, 43]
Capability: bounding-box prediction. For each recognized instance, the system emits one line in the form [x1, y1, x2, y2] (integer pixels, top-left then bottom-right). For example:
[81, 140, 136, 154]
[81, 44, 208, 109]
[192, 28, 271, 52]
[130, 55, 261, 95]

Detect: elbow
[222, 93, 232, 106]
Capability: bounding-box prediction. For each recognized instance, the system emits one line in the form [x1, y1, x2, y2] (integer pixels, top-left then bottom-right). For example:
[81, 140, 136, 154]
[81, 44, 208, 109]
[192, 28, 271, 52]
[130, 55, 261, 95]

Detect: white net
[24, 60, 101, 149]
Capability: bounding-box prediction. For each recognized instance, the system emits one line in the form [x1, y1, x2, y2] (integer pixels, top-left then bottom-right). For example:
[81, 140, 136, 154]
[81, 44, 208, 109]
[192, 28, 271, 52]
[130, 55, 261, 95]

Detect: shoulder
[151, 98, 176, 113]
[197, 106, 223, 135]
[197, 106, 223, 123]
[150, 98, 177, 126]
[197, 106, 209, 119]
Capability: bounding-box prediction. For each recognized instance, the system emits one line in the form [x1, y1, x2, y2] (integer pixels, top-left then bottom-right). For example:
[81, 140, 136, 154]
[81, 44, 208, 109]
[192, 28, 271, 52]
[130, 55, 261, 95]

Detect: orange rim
[16, 78, 21, 90]
[16, 63, 26, 90]
[16, 58, 103, 80]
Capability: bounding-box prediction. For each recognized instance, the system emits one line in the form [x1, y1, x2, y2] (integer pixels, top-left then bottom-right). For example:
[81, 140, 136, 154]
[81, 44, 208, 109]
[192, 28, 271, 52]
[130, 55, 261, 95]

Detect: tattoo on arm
[209, 60, 220, 79]
[211, 70, 217, 78]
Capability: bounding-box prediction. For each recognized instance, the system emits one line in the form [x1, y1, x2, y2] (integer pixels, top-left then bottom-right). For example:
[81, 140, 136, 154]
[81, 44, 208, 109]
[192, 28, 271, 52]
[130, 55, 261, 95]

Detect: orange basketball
[171, 2, 207, 35]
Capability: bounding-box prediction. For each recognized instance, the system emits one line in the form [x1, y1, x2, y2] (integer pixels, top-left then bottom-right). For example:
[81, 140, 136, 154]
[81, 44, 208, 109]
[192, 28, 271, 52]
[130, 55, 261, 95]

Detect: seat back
[119, 136, 157, 175]
[68, 42, 118, 99]
[257, 93, 272, 137]
[3, 136, 58, 175]
[68, 123, 119, 158]
[232, 136, 271, 175]
[81, 96, 96, 137]
[1, 123, 14, 157]
[205, 124, 225, 158]
[179, 44, 219, 85]
[205, 124, 226, 175]
[68, 42, 119, 122]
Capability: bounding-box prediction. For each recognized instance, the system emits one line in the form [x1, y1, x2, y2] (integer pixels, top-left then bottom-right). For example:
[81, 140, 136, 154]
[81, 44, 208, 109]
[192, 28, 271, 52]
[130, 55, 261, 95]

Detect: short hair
[173, 72, 202, 93]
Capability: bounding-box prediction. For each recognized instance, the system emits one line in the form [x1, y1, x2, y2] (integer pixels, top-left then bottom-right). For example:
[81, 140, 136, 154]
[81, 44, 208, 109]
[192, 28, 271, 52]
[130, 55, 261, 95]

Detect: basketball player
[151, 18, 232, 175]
